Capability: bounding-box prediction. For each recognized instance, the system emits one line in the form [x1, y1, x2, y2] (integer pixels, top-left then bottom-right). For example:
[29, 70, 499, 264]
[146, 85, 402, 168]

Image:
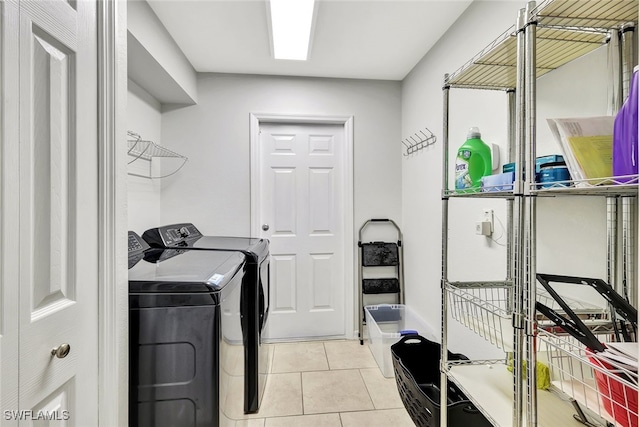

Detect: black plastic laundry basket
[391, 335, 493, 427]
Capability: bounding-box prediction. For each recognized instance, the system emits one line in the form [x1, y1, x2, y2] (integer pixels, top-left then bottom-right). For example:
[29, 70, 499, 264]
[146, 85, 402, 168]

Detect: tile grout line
[357, 367, 377, 410]
[358, 368, 375, 408]
[322, 340, 332, 371]
[300, 370, 305, 416]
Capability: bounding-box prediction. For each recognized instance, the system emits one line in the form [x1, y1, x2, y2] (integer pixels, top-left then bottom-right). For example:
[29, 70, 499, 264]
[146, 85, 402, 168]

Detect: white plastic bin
[364, 304, 438, 378]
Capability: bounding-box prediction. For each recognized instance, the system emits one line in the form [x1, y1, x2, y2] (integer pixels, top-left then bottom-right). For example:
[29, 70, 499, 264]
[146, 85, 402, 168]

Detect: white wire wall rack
[401, 127, 436, 156]
[127, 131, 188, 179]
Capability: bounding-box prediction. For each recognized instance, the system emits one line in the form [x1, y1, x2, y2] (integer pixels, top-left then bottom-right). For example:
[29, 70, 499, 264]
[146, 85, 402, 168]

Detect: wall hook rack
[127, 131, 188, 179]
[402, 127, 437, 156]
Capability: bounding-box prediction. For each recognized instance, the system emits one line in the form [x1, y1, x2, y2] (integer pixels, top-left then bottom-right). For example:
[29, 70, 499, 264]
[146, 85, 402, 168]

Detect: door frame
[249, 113, 355, 339]
[97, 1, 128, 426]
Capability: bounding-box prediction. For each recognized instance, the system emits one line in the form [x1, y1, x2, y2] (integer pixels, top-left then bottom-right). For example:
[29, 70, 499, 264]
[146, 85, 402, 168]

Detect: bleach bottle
[613, 68, 638, 183]
[455, 127, 492, 191]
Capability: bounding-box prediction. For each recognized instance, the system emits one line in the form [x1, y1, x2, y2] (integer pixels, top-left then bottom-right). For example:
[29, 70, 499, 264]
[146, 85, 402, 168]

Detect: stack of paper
[599, 342, 638, 373]
[547, 116, 615, 185]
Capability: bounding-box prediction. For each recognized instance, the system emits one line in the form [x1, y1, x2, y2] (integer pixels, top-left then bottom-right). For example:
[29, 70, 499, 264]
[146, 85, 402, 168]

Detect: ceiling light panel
[269, 0, 315, 60]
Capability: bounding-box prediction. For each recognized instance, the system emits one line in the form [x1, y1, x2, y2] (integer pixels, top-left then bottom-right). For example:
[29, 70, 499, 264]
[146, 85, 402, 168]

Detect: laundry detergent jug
[455, 127, 492, 191]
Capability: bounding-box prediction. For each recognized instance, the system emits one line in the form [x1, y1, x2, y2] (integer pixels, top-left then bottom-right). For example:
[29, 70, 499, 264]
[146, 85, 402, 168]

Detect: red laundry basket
[588, 350, 638, 427]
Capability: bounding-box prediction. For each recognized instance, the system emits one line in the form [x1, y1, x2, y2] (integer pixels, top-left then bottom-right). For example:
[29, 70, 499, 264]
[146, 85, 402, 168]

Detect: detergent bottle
[613, 67, 638, 183]
[455, 127, 492, 191]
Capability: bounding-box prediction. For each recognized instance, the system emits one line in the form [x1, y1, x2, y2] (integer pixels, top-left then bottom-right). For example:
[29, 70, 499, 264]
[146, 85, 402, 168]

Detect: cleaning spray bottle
[455, 127, 492, 192]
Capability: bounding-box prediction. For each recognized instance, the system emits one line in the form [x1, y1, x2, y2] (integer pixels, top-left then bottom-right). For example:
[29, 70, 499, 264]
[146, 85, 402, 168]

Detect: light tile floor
[243, 340, 414, 427]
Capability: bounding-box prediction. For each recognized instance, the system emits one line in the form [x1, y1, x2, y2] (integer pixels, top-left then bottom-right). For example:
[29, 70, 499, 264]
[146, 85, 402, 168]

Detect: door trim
[249, 113, 355, 339]
[97, 1, 128, 426]
[1, 0, 20, 418]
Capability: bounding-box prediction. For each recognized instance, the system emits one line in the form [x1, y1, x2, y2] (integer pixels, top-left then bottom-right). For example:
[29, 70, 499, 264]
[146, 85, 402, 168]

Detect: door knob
[51, 343, 71, 359]
[262, 224, 270, 231]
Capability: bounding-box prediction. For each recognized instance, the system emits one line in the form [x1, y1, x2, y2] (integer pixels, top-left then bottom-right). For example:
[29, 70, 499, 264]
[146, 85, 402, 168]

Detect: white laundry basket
[364, 304, 438, 377]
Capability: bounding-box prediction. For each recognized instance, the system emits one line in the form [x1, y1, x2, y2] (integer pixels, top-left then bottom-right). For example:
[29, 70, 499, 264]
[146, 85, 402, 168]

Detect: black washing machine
[128, 231, 252, 427]
[142, 223, 270, 414]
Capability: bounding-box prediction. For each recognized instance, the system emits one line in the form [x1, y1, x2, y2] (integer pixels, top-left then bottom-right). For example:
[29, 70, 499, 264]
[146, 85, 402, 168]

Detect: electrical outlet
[475, 221, 492, 236]
[482, 209, 494, 232]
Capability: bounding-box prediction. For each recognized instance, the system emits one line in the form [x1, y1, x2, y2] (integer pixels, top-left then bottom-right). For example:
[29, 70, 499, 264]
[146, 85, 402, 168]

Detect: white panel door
[10, 0, 98, 423]
[259, 123, 345, 339]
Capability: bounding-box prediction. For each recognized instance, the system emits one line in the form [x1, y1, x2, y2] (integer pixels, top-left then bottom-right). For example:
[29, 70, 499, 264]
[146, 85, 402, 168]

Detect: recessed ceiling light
[269, 0, 316, 61]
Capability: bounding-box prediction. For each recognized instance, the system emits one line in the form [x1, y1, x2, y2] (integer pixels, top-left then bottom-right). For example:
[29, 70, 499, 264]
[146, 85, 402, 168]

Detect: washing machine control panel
[143, 223, 203, 247]
[128, 232, 149, 254]
[128, 231, 151, 269]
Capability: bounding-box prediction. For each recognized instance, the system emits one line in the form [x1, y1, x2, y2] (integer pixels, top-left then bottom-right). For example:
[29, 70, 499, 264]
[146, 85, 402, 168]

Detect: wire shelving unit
[440, 1, 639, 427]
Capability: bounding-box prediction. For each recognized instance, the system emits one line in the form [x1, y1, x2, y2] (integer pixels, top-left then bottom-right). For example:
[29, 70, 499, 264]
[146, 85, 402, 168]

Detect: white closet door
[15, 0, 99, 423]
[259, 123, 346, 340]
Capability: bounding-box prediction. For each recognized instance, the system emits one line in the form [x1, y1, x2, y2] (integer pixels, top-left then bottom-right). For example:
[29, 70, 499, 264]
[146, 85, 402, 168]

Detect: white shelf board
[448, 364, 583, 427]
[551, 380, 623, 427]
[127, 32, 196, 106]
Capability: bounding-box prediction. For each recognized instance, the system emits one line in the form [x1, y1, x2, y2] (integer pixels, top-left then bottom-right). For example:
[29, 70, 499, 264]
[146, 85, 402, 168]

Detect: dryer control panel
[143, 223, 203, 247]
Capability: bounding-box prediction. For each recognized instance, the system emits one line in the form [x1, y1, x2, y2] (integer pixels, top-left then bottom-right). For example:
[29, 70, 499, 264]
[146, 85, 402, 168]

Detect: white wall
[535, 47, 609, 281]
[160, 73, 402, 240]
[401, 1, 614, 358]
[127, 80, 162, 234]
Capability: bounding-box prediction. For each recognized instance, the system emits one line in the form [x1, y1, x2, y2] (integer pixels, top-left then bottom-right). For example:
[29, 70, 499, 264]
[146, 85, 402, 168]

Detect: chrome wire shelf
[531, 175, 639, 196]
[443, 188, 516, 199]
[447, 0, 637, 90]
[444, 175, 638, 198]
[533, 0, 638, 30]
[447, 25, 517, 91]
[127, 131, 188, 179]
